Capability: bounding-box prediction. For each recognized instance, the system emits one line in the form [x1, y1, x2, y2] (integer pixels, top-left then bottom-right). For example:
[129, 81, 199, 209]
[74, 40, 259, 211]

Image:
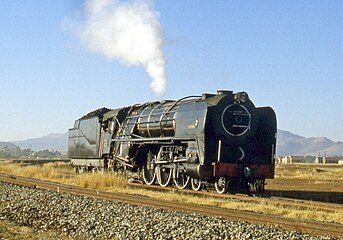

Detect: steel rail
[0, 173, 342, 238]
[127, 182, 343, 212]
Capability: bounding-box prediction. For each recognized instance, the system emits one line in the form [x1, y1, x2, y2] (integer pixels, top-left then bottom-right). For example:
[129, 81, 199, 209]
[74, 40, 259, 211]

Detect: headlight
[234, 92, 249, 103]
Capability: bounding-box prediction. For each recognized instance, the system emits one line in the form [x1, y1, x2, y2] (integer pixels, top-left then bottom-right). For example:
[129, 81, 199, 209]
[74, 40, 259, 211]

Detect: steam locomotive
[68, 90, 277, 194]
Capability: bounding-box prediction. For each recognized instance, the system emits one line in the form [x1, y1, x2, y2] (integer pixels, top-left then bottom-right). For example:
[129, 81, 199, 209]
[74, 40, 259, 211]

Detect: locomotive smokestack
[70, 0, 167, 97]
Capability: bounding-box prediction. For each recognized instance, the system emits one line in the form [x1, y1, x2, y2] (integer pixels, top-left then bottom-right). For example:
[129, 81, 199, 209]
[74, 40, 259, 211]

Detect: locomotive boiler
[68, 90, 277, 194]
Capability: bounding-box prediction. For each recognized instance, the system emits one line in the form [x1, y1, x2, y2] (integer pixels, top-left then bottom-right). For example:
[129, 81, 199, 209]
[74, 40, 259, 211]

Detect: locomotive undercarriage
[141, 157, 267, 194]
[141, 143, 192, 188]
[72, 143, 267, 194]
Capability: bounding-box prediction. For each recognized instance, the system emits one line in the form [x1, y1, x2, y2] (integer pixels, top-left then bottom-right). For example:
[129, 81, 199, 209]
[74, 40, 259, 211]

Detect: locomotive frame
[68, 90, 277, 194]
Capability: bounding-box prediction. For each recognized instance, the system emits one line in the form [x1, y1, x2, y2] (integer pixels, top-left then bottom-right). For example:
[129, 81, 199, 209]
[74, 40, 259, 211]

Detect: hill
[12, 132, 68, 152]
[277, 130, 343, 156]
[0, 142, 19, 149]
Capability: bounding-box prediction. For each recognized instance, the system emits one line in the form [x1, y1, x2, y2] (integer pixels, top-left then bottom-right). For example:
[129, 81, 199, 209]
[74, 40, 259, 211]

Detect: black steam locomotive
[68, 90, 277, 194]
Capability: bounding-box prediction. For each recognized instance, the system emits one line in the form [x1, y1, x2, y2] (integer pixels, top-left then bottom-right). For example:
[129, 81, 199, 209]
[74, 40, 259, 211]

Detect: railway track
[4, 159, 342, 205]
[0, 173, 342, 238]
[128, 181, 343, 213]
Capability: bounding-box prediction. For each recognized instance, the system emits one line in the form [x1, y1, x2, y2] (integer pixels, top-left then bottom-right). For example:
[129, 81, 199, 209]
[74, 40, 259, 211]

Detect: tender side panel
[68, 117, 101, 159]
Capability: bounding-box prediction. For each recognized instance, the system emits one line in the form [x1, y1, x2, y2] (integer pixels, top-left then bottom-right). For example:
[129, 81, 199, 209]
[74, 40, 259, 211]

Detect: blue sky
[0, 1, 342, 142]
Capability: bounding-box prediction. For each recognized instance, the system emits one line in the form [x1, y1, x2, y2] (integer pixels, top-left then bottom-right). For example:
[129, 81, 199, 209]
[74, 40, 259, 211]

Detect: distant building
[304, 155, 316, 163]
[316, 156, 341, 164]
[277, 155, 341, 164]
[281, 155, 306, 164]
[281, 156, 290, 164]
[315, 157, 324, 164]
[275, 157, 282, 164]
[323, 157, 340, 164]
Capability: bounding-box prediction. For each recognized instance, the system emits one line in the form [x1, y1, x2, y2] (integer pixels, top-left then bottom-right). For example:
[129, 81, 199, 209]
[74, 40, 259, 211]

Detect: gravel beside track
[128, 182, 343, 212]
[0, 182, 337, 240]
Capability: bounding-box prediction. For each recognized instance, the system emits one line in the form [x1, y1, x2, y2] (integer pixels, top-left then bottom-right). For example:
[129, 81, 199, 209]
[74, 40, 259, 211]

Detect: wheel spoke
[142, 167, 156, 185]
[215, 177, 227, 194]
[191, 178, 202, 191]
[173, 167, 190, 189]
[157, 166, 172, 187]
[142, 151, 156, 185]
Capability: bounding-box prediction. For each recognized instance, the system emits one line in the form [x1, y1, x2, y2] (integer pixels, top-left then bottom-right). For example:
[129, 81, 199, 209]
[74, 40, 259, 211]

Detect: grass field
[270, 163, 343, 192]
[265, 163, 343, 206]
[0, 160, 342, 225]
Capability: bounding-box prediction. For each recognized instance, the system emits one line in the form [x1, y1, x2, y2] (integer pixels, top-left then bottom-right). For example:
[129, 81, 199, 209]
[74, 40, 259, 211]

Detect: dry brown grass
[0, 160, 127, 191]
[0, 160, 68, 180]
[0, 219, 70, 240]
[275, 164, 343, 181]
[68, 172, 127, 190]
[0, 160, 342, 224]
[270, 163, 343, 193]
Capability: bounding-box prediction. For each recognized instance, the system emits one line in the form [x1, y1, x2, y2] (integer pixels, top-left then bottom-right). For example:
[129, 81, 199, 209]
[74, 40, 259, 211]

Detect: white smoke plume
[79, 0, 167, 96]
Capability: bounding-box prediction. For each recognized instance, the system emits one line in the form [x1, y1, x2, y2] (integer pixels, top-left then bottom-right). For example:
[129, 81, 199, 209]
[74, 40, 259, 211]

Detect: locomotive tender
[68, 90, 277, 194]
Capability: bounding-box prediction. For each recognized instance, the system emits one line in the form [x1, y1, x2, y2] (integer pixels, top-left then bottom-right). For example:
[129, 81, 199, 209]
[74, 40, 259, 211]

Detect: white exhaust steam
[79, 0, 167, 96]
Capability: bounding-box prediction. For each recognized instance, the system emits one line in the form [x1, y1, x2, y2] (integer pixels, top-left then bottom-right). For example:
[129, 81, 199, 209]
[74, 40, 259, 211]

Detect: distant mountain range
[276, 130, 343, 157]
[0, 142, 19, 149]
[11, 132, 68, 152]
[1, 130, 342, 157]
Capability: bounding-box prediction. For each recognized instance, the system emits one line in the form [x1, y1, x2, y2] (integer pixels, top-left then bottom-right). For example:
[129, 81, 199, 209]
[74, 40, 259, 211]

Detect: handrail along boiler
[68, 90, 277, 194]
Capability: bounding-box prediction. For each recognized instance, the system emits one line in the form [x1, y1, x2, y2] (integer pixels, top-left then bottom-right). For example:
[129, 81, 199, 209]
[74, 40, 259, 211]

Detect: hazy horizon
[1, 129, 342, 143]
